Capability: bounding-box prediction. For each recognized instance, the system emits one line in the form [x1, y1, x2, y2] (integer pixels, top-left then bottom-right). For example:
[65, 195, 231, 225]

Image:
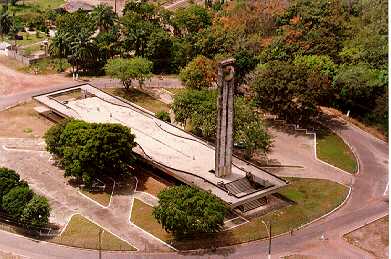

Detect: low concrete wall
[7, 50, 47, 65]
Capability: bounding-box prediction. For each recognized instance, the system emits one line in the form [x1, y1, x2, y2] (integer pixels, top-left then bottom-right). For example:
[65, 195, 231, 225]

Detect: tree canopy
[44, 120, 137, 185]
[0, 167, 51, 228]
[105, 57, 153, 90]
[153, 185, 227, 237]
[172, 89, 271, 157]
[179, 55, 216, 89]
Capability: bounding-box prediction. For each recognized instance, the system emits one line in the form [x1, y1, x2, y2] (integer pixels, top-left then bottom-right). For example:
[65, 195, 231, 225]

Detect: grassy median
[316, 128, 358, 174]
[52, 214, 136, 251]
[130, 177, 349, 250]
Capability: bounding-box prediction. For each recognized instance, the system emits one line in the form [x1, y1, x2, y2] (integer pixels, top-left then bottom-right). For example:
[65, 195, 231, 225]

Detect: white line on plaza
[2, 145, 46, 153]
[77, 178, 115, 209]
[383, 182, 388, 196]
[128, 177, 177, 251]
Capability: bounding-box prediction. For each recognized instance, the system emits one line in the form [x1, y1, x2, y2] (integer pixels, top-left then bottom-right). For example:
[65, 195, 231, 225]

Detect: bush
[2, 186, 33, 219]
[153, 186, 227, 237]
[0, 167, 51, 229]
[21, 195, 51, 228]
[156, 111, 171, 123]
[0, 167, 20, 182]
[0, 167, 22, 208]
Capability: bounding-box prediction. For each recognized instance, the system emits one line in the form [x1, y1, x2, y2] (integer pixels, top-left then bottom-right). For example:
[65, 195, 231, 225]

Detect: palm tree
[69, 29, 95, 73]
[0, 6, 12, 41]
[49, 31, 71, 72]
[91, 4, 116, 33]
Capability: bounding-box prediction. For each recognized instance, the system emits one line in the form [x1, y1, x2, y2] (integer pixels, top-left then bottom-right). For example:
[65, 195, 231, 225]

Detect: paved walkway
[0, 112, 387, 258]
[0, 138, 171, 252]
[267, 127, 354, 186]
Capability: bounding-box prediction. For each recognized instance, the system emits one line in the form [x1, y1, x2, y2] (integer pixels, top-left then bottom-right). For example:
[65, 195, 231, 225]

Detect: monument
[215, 58, 235, 178]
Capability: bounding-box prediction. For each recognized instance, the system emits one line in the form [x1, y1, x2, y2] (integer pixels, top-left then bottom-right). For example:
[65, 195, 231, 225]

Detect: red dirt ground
[0, 57, 72, 96]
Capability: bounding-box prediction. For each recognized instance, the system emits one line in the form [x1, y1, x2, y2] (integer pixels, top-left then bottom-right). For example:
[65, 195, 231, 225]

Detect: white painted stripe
[128, 177, 177, 251]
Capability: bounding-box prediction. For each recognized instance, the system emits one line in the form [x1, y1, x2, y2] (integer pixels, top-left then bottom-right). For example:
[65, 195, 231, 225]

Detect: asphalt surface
[0, 86, 388, 258]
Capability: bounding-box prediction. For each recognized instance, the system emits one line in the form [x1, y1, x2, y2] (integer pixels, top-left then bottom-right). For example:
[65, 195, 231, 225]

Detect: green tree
[105, 57, 153, 90]
[0, 6, 12, 40]
[153, 185, 227, 237]
[233, 49, 259, 84]
[91, 4, 117, 32]
[44, 119, 69, 156]
[121, 1, 162, 57]
[179, 55, 215, 89]
[45, 120, 137, 185]
[173, 5, 211, 36]
[95, 26, 121, 62]
[2, 186, 33, 219]
[339, 0, 387, 69]
[21, 195, 51, 228]
[49, 31, 71, 72]
[172, 89, 217, 137]
[333, 64, 387, 114]
[249, 61, 329, 123]
[234, 97, 271, 158]
[144, 28, 173, 73]
[68, 28, 97, 73]
[293, 55, 337, 77]
[0, 167, 20, 182]
[172, 89, 271, 156]
[0, 167, 21, 208]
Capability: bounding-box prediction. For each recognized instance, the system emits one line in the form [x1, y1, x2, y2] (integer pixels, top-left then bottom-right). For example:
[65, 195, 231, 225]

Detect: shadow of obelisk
[215, 58, 235, 178]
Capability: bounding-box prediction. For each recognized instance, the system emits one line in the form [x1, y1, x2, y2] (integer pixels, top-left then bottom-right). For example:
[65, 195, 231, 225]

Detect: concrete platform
[34, 84, 287, 208]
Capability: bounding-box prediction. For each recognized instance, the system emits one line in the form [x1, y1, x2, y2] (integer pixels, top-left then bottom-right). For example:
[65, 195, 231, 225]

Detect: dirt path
[0, 60, 72, 97]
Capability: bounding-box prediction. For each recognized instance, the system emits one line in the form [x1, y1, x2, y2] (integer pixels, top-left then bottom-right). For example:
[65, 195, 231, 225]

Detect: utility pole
[98, 229, 103, 259]
[268, 223, 272, 259]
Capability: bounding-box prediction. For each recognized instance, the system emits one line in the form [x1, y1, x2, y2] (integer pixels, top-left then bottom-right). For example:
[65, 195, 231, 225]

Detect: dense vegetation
[0, 167, 51, 228]
[172, 89, 271, 158]
[153, 185, 227, 237]
[44, 120, 136, 185]
[0, 0, 387, 134]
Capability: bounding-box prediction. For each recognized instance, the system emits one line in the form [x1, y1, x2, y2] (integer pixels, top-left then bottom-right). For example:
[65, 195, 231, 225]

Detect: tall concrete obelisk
[215, 58, 235, 178]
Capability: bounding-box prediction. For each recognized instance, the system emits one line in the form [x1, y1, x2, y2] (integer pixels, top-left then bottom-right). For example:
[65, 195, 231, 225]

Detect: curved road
[0, 90, 388, 258]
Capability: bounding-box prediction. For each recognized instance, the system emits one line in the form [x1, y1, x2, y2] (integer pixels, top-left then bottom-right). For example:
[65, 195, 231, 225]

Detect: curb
[129, 177, 177, 252]
[343, 212, 389, 238]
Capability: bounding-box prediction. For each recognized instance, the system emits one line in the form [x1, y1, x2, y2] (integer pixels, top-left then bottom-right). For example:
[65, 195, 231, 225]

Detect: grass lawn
[24, 0, 65, 9]
[316, 127, 358, 174]
[52, 214, 136, 251]
[79, 178, 114, 207]
[133, 166, 172, 196]
[12, 32, 45, 47]
[130, 178, 349, 250]
[344, 216, 388, 258]
[131, 199, 173, 241]
[103, 87, 170, 114]
[8, 0, 64, 15]
[0, 100, 53, 138]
